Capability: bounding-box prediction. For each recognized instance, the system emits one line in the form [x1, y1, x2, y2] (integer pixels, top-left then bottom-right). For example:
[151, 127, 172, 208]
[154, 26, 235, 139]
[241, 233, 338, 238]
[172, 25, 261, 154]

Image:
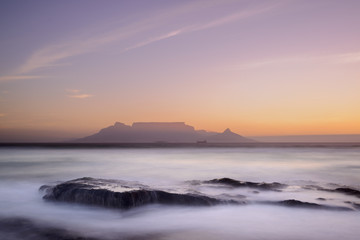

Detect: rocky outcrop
[40, 177, 359, 212]
[204, 178, 286, 191]
[40, 178, 237, 210]
[304, 185, 360, 199]
[0, 217, 165, 240]
[334, 187, 360, 198]
[274, 199, 352, 211]
[0, 217, 98, 240]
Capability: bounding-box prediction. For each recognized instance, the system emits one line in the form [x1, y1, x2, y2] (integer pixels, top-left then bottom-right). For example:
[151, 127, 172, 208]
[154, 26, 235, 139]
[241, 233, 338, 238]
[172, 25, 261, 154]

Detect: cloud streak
[228, 51, 360, 71]
[0, 75, 44, 82]
[15, 1, 280, 75]
[189, 3, 277, 32]
[124, 3, 278, 52]
[124, 30, 184, 52]
[335, 52, 360, 64]
[16, 1, 215, 74]
[68, 94, 93, 99]
[66, 89, 92, 99]
[66, 89, 81, 93]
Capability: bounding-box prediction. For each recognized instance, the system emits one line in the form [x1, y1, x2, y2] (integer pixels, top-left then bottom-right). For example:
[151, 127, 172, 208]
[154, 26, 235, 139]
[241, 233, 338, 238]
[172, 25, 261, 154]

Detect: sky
[0, 0, 360, 141]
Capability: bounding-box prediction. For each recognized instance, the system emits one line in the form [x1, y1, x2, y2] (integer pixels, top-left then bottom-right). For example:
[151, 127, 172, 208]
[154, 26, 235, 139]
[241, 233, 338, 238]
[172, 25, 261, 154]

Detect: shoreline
[1, 142, 360, 149]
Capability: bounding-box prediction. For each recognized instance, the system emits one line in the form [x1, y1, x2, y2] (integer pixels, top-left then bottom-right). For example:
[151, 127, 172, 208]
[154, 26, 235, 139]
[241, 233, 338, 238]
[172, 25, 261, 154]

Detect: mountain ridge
[76, 122, 255, 143]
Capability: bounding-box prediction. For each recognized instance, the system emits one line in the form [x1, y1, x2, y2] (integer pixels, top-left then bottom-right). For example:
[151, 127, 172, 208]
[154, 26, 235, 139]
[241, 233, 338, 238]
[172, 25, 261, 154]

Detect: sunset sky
[1, 0, 360, 140]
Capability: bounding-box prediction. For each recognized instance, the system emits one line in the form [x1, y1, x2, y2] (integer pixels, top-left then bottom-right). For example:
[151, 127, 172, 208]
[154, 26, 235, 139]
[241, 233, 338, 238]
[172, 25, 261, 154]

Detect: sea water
[0, 146, 359, 239]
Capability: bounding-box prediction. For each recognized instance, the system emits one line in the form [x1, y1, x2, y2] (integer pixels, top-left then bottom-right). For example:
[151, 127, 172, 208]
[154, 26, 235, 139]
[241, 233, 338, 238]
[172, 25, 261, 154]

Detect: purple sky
[1, 0, 360, 141]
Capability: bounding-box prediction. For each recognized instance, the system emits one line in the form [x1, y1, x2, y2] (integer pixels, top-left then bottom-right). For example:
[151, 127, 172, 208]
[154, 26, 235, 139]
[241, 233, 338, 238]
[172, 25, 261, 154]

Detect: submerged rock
[334, 187, 360, 198]
[40, 178, 237, 210]
[40, 177, 358, 212]
[273, 199, 352, 211]
[278, 199, 323, 208]
[0, 217, 98, 240]
[303, 185, 360, 199]
[353, 202, 360, 210]
[0, 217, 167, 240]
[204, 178, 286, 191]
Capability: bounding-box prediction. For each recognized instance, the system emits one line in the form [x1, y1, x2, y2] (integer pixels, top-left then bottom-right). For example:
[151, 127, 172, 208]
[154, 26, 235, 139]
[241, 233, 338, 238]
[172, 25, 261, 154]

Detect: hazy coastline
[1, 142, 360, 149]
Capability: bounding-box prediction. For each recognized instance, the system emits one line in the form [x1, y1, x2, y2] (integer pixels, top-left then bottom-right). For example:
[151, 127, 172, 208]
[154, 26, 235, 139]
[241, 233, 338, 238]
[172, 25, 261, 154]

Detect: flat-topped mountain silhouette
[77, 122, 254, 143]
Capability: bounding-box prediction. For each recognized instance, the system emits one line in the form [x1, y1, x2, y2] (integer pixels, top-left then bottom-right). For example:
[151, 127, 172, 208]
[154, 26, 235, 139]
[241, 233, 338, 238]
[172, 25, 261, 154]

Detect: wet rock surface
[334, 187, 360, 198]
[0, 217, 98, 240]
[304, 185, 360, 199]
[40, 177, 360, 211]
[41, 178, 237, 209]
[0, 217, 167, 240]
[204, 178, 287, 191]
[353, 203, 360, 210]
[274, 199, 353, 211]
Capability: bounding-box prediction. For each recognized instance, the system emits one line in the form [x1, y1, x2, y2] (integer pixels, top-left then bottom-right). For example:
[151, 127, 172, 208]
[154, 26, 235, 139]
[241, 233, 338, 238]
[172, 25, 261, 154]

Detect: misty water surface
[0, 146, 360, 239]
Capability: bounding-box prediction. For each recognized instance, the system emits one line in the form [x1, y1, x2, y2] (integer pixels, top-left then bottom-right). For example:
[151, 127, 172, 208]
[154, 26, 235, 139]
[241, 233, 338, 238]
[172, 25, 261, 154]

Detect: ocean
[0, 145, 360, 240]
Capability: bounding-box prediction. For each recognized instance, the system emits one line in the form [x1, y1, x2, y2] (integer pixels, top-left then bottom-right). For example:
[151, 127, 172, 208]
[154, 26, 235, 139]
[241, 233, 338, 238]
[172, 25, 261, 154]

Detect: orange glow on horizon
[1, 1, 360, 141]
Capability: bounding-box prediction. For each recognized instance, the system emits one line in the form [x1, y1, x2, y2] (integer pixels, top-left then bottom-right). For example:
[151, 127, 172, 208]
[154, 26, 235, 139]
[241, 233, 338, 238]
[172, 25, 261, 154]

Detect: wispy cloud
[189, 3, 277, 32]
[14, 1, 280, 75]
[18, 24, 150, 74]
[66, 89, 81, 93]
[0, 75, 44, 82]
[0, 113, 6, 117]
[228, 51, 360, 71]
[124, 3, 278, 52]
[229, 57, 304, 70]
[335, 52, 360, 64]
[16, 1, 214, 74]
[124, 30, 183, 52]
[66, 89, 92, 99]
[68, 94, 93, 99]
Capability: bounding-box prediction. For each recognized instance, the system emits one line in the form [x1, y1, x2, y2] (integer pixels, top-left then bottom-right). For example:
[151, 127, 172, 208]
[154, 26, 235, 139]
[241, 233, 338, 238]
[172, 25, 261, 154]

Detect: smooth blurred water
[0, 146, 360, 239]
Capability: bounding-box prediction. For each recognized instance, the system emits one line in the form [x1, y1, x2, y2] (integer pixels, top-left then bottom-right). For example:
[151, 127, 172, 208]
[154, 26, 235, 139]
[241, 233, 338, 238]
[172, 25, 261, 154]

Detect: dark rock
[304, 185, 360, 199]
[205, 178, 286, 191]
[302, 185, 324, 191]
[41, 178, 238, 210]
[334, 187, 360, 198]
[274, 199, 352, 211]
[0, 217, 168, 240]
[278, 199, 323, 208]
[353, 203, 360, 210]
[0, 217, 98, 240]
[343, 201, 360, 210]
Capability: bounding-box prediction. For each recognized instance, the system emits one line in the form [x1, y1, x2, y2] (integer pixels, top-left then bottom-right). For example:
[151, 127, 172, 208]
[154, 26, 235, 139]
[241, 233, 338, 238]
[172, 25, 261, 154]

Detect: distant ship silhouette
[76, 122, 255, 143]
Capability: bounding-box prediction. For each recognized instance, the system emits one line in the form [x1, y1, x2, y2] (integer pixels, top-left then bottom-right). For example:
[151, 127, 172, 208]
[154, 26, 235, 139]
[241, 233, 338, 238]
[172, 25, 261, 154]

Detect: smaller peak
[223, 128, 232, 133]
[113, 122, 130, 128]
